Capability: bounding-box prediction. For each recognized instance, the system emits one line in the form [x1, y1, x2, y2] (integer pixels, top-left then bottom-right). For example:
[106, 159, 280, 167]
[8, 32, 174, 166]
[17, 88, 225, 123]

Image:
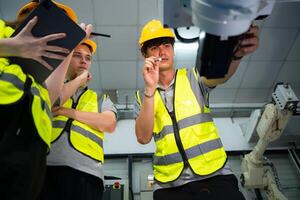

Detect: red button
[113, 181, 120, 189]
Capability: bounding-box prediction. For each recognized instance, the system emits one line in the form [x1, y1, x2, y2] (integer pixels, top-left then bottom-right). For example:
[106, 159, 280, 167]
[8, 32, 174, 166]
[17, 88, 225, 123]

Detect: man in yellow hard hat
[0, 1, 92, 200]
[38, 39, 117, 200]
[135, 19, 259, 200]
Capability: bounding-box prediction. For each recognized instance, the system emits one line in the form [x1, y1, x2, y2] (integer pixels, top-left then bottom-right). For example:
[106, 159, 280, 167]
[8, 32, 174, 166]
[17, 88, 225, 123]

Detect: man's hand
[76, 70, 92, 87]
[52, 106, 74, 118]
[143, 56, 160, 94]
[202, 26, 260, 88]
[234, 25, 259, 58]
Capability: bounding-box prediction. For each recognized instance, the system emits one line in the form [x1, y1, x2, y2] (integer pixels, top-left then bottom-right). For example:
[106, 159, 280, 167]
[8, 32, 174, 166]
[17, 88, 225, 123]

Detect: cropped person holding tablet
[0, 1, 92, 200]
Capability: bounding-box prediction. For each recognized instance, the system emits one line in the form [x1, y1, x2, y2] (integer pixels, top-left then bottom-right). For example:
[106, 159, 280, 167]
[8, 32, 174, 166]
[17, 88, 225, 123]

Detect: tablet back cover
[9, 0, 86, 84]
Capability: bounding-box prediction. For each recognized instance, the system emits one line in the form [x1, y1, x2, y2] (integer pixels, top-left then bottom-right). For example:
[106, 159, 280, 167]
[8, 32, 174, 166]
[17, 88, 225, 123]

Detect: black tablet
[9, 0, 86, 84]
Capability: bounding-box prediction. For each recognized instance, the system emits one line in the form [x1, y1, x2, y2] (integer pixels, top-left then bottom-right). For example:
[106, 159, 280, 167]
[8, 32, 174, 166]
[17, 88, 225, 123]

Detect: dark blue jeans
[38, 166, 104, 200]
[154, 174, 246, 200]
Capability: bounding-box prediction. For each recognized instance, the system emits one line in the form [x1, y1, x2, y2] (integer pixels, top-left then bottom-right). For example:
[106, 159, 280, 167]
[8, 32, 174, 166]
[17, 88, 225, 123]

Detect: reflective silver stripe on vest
[53, 120, 103, 148]
[53, 120, 66, 128]
[153, 138, 223, 166]
[0, 73, 24, 91]
[153, 150, 183, 166]
[72, 125, 103, 148]
[177, 113, 212, 130]
[190, 68, 209, 111]
[187, 68, 205, 112]
[154, 125, 174, 142]
[31, 87, 52, 121]
[185, 138, 223, 160]
[153, 113, 212, 142]
[1, 72, 52, 120]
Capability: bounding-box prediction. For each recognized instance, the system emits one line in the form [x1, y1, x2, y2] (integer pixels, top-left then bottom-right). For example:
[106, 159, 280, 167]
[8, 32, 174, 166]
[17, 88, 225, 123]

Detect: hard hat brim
[81, 39, 97, 54]
[17, 1, 78, 22]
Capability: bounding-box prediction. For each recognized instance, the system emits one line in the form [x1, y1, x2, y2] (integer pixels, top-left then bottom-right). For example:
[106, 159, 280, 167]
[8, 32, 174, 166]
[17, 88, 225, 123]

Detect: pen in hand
[90, 32, 111, 38]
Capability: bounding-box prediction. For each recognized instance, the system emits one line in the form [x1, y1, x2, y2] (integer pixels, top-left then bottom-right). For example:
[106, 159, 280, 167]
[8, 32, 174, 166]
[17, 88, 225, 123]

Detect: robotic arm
[164, 0, 275, 78]
[240, 83, 299, 200]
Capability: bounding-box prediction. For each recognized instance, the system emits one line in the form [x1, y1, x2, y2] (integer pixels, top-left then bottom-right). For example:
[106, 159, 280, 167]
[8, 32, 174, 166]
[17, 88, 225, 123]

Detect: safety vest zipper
[62, 100, 77, 133]
[169, 111, 189, 167]
[66, 89, 87, 148]
[62, 89, 87, 134]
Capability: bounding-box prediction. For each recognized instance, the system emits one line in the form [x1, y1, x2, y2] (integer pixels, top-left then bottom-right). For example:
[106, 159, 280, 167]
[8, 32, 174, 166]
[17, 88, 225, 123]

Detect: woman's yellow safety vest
[137, 68, 227, 183]
[0, 20, 52, 147]
[52, 89, 106, 163]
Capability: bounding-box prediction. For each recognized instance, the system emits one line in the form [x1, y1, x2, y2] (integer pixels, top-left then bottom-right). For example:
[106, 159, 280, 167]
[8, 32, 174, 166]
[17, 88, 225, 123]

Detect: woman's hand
[12, 16, 70, 70]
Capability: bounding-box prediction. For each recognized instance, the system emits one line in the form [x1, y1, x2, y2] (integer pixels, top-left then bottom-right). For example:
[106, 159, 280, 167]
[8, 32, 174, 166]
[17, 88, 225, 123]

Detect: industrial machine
[240, 83, 299, 200]
[164, 0, 275, 78]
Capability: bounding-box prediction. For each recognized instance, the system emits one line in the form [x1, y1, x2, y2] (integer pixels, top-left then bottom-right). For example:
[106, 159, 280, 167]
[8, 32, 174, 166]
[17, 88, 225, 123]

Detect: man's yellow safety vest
[52, 88, 106, 163]
[0, 20, 52, 147]
[137, 68, 227, 183]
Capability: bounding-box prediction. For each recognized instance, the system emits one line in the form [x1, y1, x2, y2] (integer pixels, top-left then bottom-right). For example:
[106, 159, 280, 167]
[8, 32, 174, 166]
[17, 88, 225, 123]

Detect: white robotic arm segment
[241, 83, 299, 200]
[256, 104, 278, 142]
[191, 0, 275, 39]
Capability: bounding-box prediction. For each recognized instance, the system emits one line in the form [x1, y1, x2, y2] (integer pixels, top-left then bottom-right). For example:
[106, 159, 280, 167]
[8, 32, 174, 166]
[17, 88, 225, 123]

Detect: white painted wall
[104, 119, 155, 155]
[104, 117, 300, 155]
[103, 118, 253, 155]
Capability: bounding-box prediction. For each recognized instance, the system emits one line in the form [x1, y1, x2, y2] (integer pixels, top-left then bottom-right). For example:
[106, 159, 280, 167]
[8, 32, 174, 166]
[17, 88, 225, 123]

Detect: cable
[263, 156, 284, 193]
[254, 188, 264, 200]
[129, 186, 134, 200]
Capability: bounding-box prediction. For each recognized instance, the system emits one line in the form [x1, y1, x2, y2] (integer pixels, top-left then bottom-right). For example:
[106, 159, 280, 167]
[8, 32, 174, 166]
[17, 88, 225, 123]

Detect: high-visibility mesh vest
[52, 89, 106, 163]
[137, 68, 227, 183]
[0, 20, 52, 147]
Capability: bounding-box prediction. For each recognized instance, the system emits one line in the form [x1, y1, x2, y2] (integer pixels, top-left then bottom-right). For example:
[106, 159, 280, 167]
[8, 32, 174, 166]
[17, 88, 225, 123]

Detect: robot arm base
[240, 154, 265, 188]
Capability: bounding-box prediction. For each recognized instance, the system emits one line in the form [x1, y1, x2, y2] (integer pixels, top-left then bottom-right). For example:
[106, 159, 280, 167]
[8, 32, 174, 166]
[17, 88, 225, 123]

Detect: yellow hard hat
[139, 19, 175, 48]
[81, 39, 97, 54]
[17, 1, 78, 23]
